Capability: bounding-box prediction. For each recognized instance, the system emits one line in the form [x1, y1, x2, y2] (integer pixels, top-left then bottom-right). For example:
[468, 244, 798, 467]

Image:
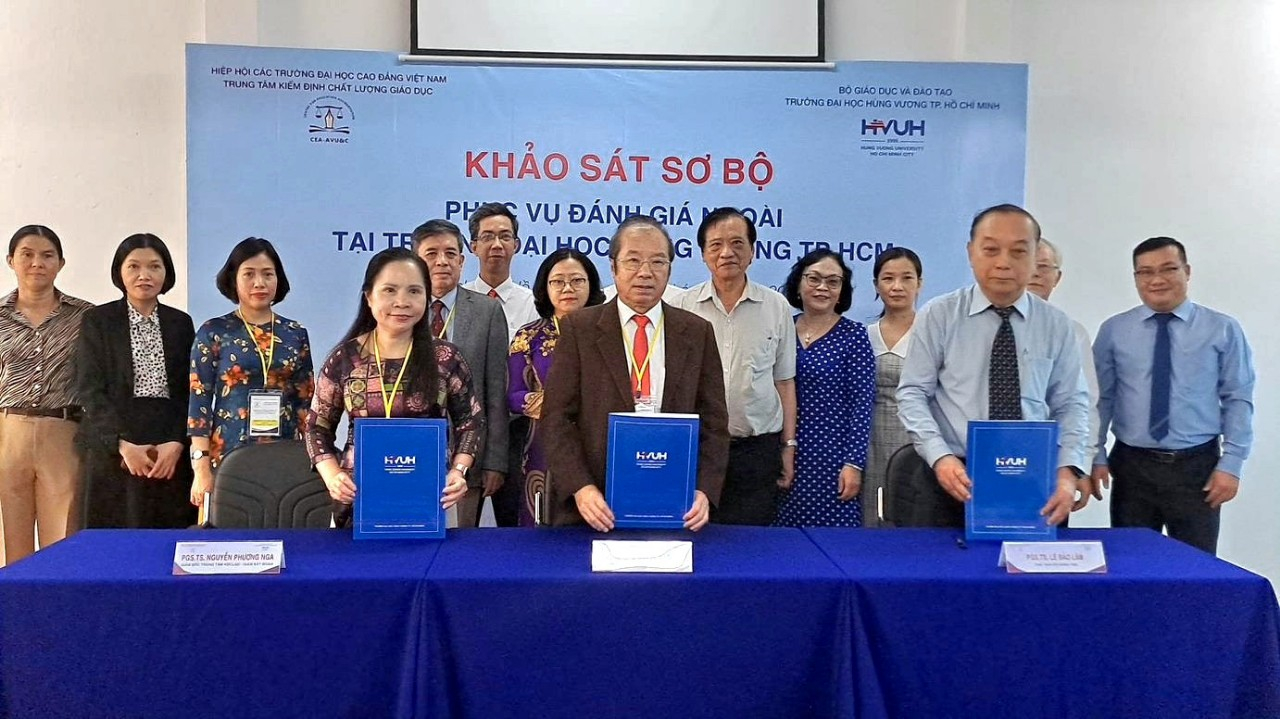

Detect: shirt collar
[966, 284, 1032, 318]
[691, 278, 762, 306]
[472, 276, 516, 301]
[127, 302, 160, 327]
[617, 298, 664, 329]
[1143, 299, 1194, 322]
[433, 286, 459, 311]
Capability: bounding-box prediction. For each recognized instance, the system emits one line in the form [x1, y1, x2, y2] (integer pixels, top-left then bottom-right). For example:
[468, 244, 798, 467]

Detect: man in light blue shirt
[896, 204, 1091, 527]
[1090, 237, 1254, 554]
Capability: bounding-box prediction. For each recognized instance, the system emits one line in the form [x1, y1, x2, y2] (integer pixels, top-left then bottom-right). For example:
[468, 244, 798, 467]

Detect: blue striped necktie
[1149, 313, 1174, 442]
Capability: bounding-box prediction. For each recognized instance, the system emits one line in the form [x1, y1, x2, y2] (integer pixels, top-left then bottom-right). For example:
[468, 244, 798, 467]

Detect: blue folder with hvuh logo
[606, 413, 699, 529]
[965, 420, 1058, 542]
[353, 417, 448, 540]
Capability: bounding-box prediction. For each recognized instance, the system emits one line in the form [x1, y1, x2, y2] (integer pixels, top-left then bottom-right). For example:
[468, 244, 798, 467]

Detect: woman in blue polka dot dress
[774, 250, 876, 528]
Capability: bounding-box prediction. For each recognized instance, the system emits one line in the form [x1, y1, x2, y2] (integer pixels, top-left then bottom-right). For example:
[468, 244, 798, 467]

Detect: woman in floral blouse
[306, 248, 480, 527]
[507, 248, 605, 525]
[186, 238, 314, 509]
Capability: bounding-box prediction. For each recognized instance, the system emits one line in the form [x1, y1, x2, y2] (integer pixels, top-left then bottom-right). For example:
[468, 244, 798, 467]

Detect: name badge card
[247, 390, 283, 437]
[998, 541, 1107, 574]
[633, 395, 657, 414]
[591, 540, 693, 573]
[173, 541, 285, 575]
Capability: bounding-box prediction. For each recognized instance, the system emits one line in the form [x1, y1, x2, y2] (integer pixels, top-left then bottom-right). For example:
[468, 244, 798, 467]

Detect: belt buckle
[1151, 448, 1179, 463]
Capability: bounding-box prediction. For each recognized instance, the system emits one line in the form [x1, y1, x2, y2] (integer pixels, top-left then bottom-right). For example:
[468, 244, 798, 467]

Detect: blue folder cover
[965, 420, 1059, 542]
[606, 413, 699, 529]
[353, 417, 447, 540]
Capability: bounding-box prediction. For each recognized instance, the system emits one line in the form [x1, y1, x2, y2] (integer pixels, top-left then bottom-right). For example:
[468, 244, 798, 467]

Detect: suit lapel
[659, 305, 692, 411]
[110, 300, 136, 395]
[594, 302, 635, 407]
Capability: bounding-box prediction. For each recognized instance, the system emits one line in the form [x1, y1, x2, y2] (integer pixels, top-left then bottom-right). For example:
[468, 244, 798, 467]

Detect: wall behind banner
[186, 46, 1027, 357]
[2, 1, 1277, 592]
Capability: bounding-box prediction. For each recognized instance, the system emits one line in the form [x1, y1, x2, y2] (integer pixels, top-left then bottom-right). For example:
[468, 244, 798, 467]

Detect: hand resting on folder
[935, 454, 1077, 526]
[574, 485, 710, 532]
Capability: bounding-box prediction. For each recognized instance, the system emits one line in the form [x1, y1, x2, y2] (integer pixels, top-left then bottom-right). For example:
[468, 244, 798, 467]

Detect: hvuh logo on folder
[383, 455, 417, 475]
[993, 456, 1028, 476]
[635, 451, 669, 469]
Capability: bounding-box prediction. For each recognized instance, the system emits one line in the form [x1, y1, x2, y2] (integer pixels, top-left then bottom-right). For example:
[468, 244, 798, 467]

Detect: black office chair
[210, 440, 332, 528]
[884, 443, 964, 528]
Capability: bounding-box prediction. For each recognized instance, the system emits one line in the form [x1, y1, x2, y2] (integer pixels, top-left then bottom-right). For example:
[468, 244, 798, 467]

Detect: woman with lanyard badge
[187, 238, 314, 509]
[306, 248, 480, 527]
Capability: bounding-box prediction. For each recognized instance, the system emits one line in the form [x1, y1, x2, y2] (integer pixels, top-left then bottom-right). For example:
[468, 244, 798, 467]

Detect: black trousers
[488, 416, 530, 527]
[1110, 439, 1221, 554]
[712, 432, 782, 526]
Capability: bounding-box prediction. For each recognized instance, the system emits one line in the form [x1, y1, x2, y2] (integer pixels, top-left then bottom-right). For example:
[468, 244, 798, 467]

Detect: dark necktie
[1150, 313, 1174, 442]
[988, 306, 1022, 420]
[431, 300, 447, 340]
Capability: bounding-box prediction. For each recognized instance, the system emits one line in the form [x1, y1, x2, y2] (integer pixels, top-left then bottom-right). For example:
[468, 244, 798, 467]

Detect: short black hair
[873, 246, 923, 282]
[214, 237, 290, 304]
[968, 204, 1041, 243]
[696, 207, 756, 251]
[467, 203, 519, 245]
[1132, 236, 1187, 266]
[111, 233, 177, 295]
[411, 219, 466, 253]
[531, 248, 606, 319]
[8, 224, 64, 260]
[784, 249, 854, 313]
[608, 215, 674, 261]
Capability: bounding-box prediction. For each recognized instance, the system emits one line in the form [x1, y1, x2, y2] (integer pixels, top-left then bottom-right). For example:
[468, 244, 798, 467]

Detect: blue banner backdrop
[187, 44, 1027, 354]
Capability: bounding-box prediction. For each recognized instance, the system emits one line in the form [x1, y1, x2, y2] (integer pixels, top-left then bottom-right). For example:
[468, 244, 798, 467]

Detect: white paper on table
[591, 540, 693, 573]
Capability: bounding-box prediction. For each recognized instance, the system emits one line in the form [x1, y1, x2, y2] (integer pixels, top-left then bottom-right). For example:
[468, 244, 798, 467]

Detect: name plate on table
[999, 541, 1108, 574]
[606, 412, 698, 529]
[965, 420, 1058, 543]
[591, 540, 693, 573]
[353, 417, 447, 540]
[173, 541, 284, 575]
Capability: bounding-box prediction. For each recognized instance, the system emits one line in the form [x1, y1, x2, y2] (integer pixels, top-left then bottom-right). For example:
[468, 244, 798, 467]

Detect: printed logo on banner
[304, 96, 355, 144]
[858, 118, 926, 158]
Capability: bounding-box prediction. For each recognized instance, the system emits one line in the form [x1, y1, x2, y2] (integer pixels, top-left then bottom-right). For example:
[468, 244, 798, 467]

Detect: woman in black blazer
[76, 234, 196, 528]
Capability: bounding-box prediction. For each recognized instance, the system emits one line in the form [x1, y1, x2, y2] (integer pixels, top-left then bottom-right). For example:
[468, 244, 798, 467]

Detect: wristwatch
[452, 463, 470, 478]
[189, 449, 210, 462]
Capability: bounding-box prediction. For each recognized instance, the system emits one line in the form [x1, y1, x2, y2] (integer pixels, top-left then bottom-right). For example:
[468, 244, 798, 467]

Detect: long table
[1, 527, 1276, 718]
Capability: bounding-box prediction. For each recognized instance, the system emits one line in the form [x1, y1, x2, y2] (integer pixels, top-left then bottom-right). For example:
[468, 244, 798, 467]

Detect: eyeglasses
[475, 232, 516, 245]
[548, 277, 589, 291]
[1133, 265, 1185, 282]
[802, 272, 843, 290]
[616, 257, 672, 273]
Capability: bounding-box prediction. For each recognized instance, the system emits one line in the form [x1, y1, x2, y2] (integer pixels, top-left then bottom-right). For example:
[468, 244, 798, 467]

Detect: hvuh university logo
[635, 450, 668, 469]
[860, 119, 926, 136]
[995, 457, 1028, 467]
[304, 96, 354, 143]
[383, 454, 417, 475]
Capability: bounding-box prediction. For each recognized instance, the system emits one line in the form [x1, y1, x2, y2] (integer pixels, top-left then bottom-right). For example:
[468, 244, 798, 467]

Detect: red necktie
[631, 314, 650, 399]
[487, 288, 499, 299]
[431, 300, 447, 340]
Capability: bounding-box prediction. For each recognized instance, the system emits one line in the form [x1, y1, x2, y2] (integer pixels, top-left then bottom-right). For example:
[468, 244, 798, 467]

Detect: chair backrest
[211, 440, 331, 528]
[884, 443, 941, 528]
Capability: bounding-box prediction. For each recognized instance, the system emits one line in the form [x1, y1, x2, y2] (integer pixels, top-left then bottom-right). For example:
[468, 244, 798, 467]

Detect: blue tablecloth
[1, 527, 1277, 719]
[805, 527, 1280, 719]
[0, 529, 440, 719]
[420, 526, 855, 719]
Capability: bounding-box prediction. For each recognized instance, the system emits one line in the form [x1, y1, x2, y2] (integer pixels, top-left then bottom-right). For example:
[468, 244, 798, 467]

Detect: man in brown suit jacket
[542, 215, 729, 531]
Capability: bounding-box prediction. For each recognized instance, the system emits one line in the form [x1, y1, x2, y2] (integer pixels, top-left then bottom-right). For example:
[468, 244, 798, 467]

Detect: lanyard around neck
[621, 312, 666, 391]
[372, 330, 413, 420]
[237, 310, 276, 387]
